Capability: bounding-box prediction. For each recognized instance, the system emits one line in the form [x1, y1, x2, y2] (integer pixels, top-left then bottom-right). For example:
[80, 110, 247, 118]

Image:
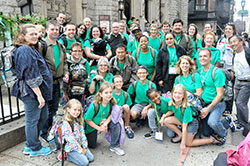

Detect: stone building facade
[0, 0, 188, 31]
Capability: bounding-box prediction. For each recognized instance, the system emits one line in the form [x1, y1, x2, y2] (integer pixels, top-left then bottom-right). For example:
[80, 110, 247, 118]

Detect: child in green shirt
[161, 84, 220, 165]
[112, 75, 134, 139]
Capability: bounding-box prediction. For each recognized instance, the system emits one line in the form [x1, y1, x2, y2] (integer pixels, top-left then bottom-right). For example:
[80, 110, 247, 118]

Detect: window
[195, 0, 207, 11]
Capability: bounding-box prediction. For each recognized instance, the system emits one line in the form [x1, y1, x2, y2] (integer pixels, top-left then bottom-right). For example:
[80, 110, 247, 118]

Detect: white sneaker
[110, 147, 125, 156]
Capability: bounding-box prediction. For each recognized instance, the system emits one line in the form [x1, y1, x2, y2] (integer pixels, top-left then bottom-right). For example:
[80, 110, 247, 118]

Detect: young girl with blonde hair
[61, 99, 94, 166]
[84, 82, 125, 156]
[161, 84, 220, 165]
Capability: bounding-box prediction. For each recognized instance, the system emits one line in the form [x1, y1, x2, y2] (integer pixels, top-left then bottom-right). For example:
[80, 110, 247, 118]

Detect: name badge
[169, 67, 177, 74]
[155, 131, 163, 141]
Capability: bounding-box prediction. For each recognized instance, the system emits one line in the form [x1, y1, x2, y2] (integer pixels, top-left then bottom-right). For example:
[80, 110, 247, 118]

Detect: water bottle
[47, 133, 57, 153]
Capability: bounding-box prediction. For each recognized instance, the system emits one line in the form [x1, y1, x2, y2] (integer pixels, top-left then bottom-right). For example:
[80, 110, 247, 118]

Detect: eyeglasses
[71, 50, 83, 53]
[114, 81, 123, 83]
[165, 38, 174, 40]
[79, 27, 85, 30]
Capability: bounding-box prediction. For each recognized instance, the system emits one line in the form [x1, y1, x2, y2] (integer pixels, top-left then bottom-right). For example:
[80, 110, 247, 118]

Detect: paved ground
[0, 120, 245, 166]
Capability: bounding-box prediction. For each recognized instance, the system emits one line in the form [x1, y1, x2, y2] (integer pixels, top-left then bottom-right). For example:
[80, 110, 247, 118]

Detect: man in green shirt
[40, 20, 69, 141]
[198, 48, 233, 145]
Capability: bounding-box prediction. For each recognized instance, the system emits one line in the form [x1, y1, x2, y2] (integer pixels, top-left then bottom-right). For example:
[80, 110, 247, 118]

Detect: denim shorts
[187, 118, 199, 135]
[131, 104, 147, 115]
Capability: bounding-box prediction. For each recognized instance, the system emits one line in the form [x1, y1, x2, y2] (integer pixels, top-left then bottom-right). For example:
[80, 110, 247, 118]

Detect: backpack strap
[191, 73, 195, 82]
[93, 103, 100, 118]
[135, 48, 140, 60]
[177, 75, 181, 83]
[132, 80, 138, 97]
[124, 91, 128, 104]
[149, 47, 156, 65]
[61, 36, 68, 50]
[40, 40, 47, 57]
[74, 36, 82, 43]
[148, 80, 153, 89]
[211, 66, 218, 82]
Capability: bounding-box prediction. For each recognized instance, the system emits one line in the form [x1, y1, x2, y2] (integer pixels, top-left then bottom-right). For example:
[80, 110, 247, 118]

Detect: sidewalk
[0, 122, 245, 166]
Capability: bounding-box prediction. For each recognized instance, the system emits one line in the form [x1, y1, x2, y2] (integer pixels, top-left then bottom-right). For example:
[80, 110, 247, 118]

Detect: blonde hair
[204, 31, 215, 39]
[175, 55, 196, 75]
[150, 24, 158, 29]
[62, 99, 84, 125]
[168, 84, 189, 114]
[94, 81, 117, 105]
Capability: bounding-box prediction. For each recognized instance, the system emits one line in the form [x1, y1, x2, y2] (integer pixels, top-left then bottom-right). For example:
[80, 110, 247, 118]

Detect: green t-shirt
[84, 102, 111, 134]
[175, 35, 181, 44]
[167, 105, 194, 123]
[117, 60, 124, 72]
[123, 32, 129, 42]
[84, 38, 111, 50]
[150, 96, 170, 114]
[127, 39, 140, 53]
[148, 36, 161, 52]
[191, 38, 202, 60]
[199, 65, 226, 103]
[113, 90, 132, 107]
[127, 80, 157, 104]
[58, 37, 77, 54]
[131, 48, 158, 79]
[195, 47, 221, 71]
[85, 29, 91, 39]
[167, 46, 178, 67]
[160, 30, 165, 42]
[174, 73, 202, 93]
[52, 44, 60, 70]
[89, 72, 113, 95]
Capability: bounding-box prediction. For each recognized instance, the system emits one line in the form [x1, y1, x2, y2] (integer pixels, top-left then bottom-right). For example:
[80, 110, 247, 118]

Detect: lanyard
[153, 103, 161, 125]
[167, 47, 177, 66]
[200, 67, 210, 87]
[134, 39, 139, 49]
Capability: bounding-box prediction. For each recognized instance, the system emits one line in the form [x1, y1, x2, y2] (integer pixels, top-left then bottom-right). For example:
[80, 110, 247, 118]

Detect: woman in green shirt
[187, 24, 202, 60]
[195, 32, 221, 71]
[161, 84, 220, 165]
[131, 35, 158, 81]
[174, 55, 202, 95]
[88, 57, 113, 95]
[84, 25, 112, 70]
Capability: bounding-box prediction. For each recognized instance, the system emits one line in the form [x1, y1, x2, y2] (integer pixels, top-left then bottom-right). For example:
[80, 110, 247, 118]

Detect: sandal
[171, 135, 182, 143]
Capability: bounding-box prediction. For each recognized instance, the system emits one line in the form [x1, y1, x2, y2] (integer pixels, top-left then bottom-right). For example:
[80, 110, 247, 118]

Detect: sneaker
[125, 126, 134, 139]
[225, 115, 236, 132]
[110, 147, 125, 156]
[144, 131, 155, 139]
[57, 152, 67, 161]
[23, 147, 32, 155]
[135, 118, 142, 127]
[235, 124, 244, 132]
[212, 134, 226, 146]
[30, 146, 52, 157]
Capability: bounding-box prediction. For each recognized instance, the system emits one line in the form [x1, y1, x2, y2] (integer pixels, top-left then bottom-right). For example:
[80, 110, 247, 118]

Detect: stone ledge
[0, 117, 25, 152]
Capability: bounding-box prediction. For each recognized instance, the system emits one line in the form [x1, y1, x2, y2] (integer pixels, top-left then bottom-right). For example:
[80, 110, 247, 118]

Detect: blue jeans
[41, 83, 60, 139]
[21, 95, 48, 151]
[147, 108, 175, 138]
[67, 149, 94, 166]
[201, 101, 229, 137]
[108, 121, 121, 148]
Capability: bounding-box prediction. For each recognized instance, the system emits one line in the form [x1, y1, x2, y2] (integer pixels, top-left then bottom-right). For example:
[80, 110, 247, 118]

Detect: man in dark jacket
[106, 22, 127, 58]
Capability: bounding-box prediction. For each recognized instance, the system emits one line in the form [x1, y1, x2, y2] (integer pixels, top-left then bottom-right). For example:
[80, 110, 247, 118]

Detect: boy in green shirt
[127, 65, 156, 127]
[113, 75, 134, 139]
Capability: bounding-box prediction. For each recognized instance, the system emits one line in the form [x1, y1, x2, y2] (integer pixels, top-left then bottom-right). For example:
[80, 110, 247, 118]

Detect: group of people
[11, 12, 250, 166]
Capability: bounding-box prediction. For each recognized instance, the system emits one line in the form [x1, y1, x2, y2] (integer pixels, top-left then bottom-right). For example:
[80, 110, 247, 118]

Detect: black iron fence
[0, 40, 24, 125]
[0, 86, 24, 125]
